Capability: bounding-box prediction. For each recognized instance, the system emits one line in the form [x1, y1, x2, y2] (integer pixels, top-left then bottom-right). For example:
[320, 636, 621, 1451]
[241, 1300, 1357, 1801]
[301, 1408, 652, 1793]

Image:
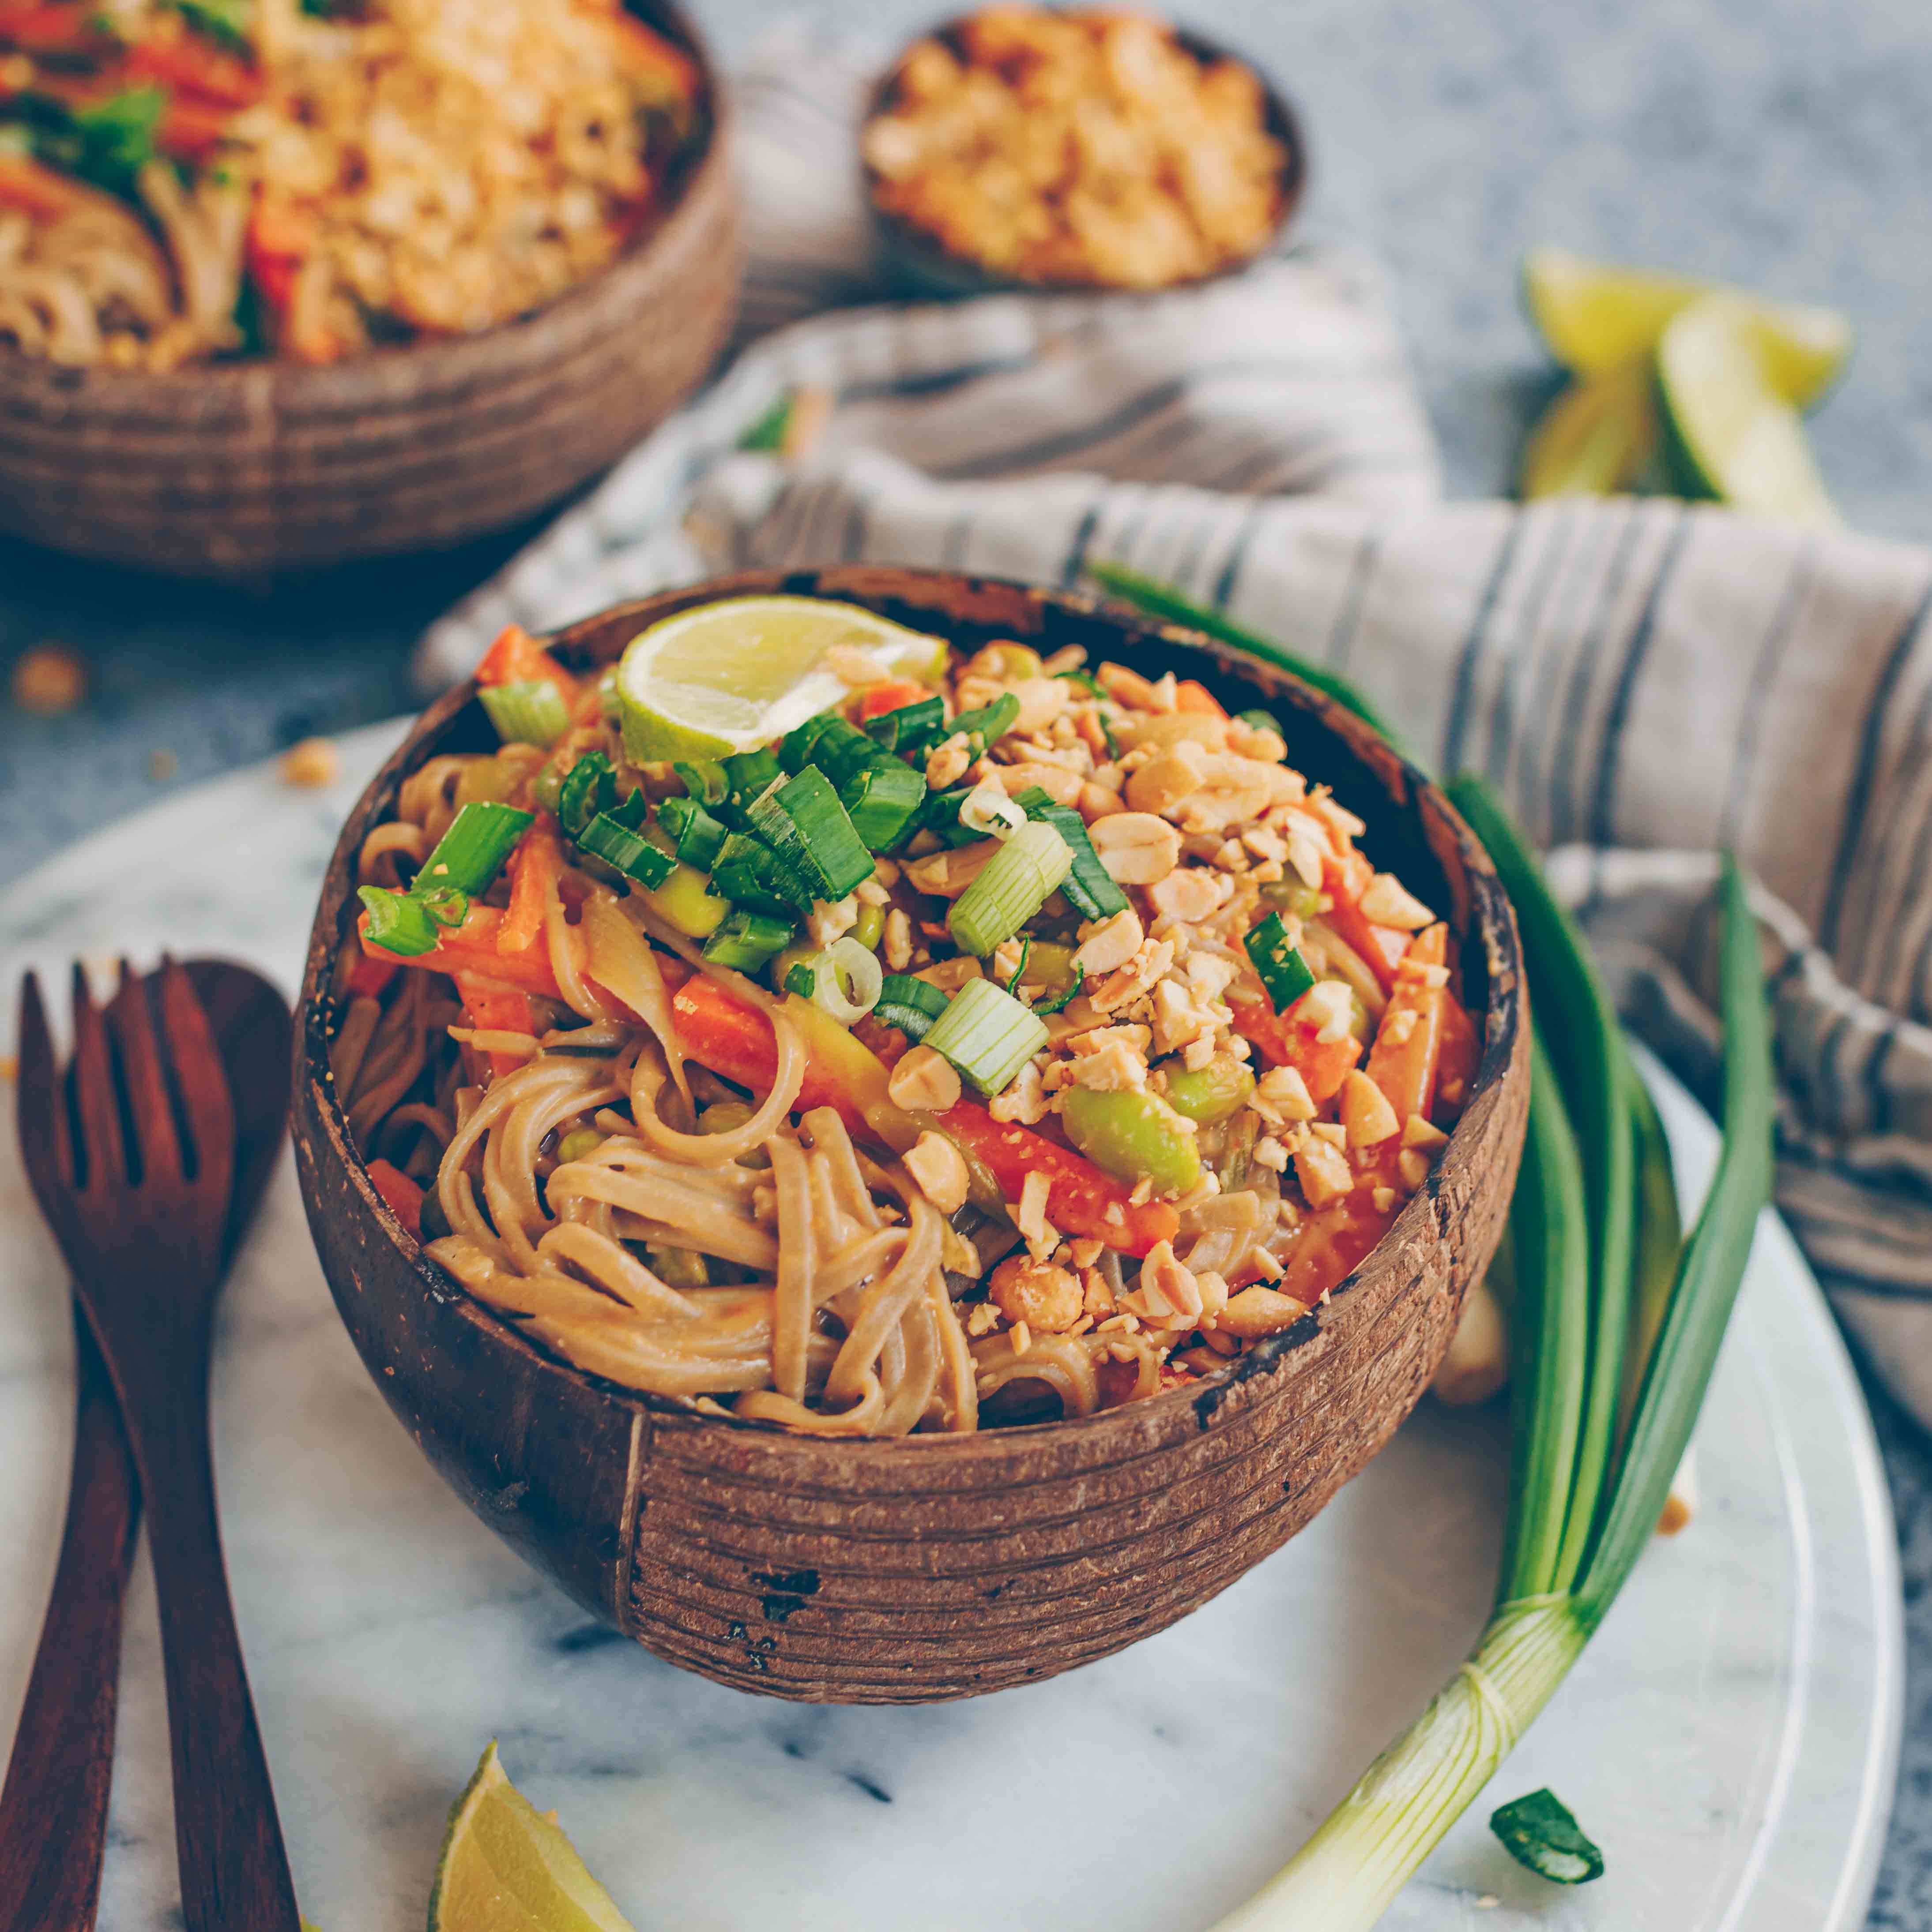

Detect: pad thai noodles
[331, 605, 1480, 1437]
[0, 0, 701, 368]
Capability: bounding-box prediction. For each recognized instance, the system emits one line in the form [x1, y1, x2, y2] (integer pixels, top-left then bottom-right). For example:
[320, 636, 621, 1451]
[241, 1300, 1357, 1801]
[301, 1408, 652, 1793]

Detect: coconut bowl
[862, 17, 1307, 298]
[293, 566, 1527, 1704]
[0, 0, 737, 580]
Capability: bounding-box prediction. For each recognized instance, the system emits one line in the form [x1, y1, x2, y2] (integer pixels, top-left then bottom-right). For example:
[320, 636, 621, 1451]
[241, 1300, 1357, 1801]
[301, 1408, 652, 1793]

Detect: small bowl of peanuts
[860, 5, 1306, 295]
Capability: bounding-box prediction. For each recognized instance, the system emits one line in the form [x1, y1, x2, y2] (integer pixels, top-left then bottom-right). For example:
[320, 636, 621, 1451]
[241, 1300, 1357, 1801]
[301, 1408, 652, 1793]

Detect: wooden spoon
[4, 959, 295, 1932]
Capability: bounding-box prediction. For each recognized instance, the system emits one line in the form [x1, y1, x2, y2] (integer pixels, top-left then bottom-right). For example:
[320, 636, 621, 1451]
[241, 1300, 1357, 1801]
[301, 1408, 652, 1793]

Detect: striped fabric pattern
[416, 31, 1932, 1426]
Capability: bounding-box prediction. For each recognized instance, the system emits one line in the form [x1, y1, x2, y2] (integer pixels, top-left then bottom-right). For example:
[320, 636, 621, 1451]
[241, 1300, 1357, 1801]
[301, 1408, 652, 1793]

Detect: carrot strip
[1321, 850, 1405, 996]
[1365, 923, 1447, 1122]
[342, 953, 399, 1000]
[498, 823, 562, 956]
[365, 1159, 423, 1238]
[125, 31, 259, 107]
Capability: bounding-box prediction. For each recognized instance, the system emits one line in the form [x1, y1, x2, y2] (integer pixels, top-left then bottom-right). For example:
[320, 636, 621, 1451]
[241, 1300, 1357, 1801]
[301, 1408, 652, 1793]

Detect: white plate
[0, 723, 1901, 1930]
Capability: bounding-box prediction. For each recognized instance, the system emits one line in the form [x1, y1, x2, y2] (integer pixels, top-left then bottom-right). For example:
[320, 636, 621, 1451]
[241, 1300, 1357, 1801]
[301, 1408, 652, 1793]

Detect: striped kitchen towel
[415, 29, 1932, 1427]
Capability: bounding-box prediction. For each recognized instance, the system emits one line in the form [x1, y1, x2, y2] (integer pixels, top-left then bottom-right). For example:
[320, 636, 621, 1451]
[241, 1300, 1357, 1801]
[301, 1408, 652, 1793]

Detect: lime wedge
[1656, 294, 1839, 526]
[615, 596, 949, 764]
[1519, 359, 1657, 499]
[428, 1742, 636, 1932]
[1522, 246, 1851, 407]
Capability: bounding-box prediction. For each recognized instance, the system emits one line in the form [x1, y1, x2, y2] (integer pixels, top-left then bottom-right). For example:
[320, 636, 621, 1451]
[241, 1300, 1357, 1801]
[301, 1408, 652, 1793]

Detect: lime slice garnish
[615, 595, 949, 764]
[428, 1743, 636, 1932]
[1523, 246, 1851, 407]
[1519, 359, 1657, 499]
[1656, 294, 1839, 526]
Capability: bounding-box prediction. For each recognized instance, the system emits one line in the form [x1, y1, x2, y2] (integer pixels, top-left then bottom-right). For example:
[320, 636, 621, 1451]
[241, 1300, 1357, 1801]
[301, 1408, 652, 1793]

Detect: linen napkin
[415, 29, 1932, 1428]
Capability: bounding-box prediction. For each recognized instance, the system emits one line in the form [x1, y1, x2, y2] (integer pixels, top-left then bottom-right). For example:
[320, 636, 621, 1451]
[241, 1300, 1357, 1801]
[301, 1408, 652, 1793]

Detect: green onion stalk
[1089, 561, 1775, 1927]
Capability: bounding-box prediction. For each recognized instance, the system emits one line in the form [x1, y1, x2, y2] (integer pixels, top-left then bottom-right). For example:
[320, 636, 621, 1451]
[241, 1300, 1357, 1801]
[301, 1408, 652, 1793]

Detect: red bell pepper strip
[668, 974, 1175, 1254]
[365, 1158, 423, 1238]
[358, 901, 568, 1002]
[1272, 1187, 1398, 1307]
[125, 30, 260, 107]
[0, 4, 107, 53]
[455, 971, 538, 1081]
[475, 625, 580, 706]
[1229, 993, 1362, 1104]
[933, 1105, 1179, 1257]
[1434, 988, 1480, 1123]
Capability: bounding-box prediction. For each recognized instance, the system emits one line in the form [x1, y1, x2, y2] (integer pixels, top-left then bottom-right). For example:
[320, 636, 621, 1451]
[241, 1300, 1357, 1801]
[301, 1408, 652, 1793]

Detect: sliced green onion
[1010, 786, 1128, 920]
[920, 785, 992, 848]
[578, 811, 675, 889]
[945, 691, 1020, 757]
[778, 711, 837, 775]
[357, 885, 440, 958]
[948, 820, 1073, 957]
[874, 973, 949, 1043]
[709, 830, 815, 915]
[747, 765, 876, 902]
[419, 886, 468, 928]
[794, 716, 881, 790]
[739, 389, 794, 452]
[1234, 707, 1285, 743]
[1243, 913, 1317, 1013]
[658, 795, 727, 871]
[840, 758, 928, 851]
[701, 908, 794, 972]
[417, 802, 535, 898]
[783, 960, 816, 998]
[557, 753, 616, 838]
[797, 936, 883, 1023]
[1056, 668, 1104, 696]
[924, 976, 1048, 1096]
[865, 693, 946, 753]
[722, 746, 785, 810]
[1489, 1789, 1604, 1886]
[476, 679, 569, 748]
[530, 757, 565, 817]
[672, 758, 730, 809]
[1035, 964, 1083, 1016]
[1002, 937, 1032, 992]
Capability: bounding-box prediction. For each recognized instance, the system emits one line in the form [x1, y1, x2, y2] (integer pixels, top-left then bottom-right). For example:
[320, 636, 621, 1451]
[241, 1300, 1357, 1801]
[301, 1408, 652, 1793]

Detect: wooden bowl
[293, 566, 1527, 1704]
[862, 16, 1308, 298]
[0, 1, 738, 580]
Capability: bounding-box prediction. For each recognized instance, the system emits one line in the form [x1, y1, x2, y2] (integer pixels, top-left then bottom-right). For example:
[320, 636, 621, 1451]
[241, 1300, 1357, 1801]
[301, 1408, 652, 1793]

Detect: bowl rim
[859, 9, 1310, 297]
[297, 568, 1523, 1457]
[0, 0, 728, 402]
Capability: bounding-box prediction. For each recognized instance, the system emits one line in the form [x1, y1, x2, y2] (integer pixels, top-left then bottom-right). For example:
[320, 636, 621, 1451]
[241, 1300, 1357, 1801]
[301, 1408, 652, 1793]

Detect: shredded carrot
[455, 971, 538, 1081]
[0, 154, 85, 220]
[498, 823, 561, 956]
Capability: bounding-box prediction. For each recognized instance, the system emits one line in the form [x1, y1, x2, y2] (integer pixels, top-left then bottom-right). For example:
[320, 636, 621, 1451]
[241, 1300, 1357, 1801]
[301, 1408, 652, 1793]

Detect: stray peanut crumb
[280, 736, 341, 789]
[11, 643, 86, 715]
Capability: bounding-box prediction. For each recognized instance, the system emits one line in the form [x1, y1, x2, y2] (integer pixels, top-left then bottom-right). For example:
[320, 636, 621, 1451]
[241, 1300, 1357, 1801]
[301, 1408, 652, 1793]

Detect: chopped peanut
[889, 1044, 963, 1112]
[1340, 1070, 1400, 1148]
[1073, 908, 1144, 976]
[989, 1254, 1084, 1333]
[1088, 811, 1182, 884]
[1215, 1285, 1308, 1339]
[904, 1131, 970, 1213]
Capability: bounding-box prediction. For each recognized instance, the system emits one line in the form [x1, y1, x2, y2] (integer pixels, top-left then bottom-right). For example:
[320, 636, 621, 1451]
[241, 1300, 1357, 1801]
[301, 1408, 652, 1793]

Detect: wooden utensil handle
[0, 1311, 139, 1932]
[122, 1360, 301, 1932]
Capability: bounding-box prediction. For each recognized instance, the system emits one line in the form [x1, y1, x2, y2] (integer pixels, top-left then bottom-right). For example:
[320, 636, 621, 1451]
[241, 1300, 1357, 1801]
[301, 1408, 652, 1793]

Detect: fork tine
[69, 961, 126, 1194]
[108, 961, 182, 1182]
[156, 957, 234, 1188]
[16, 970, 75, 1195]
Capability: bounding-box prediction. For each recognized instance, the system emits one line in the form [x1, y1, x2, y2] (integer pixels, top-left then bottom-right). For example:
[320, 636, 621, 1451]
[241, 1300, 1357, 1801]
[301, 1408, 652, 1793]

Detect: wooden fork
[12, 961, 300, 1932]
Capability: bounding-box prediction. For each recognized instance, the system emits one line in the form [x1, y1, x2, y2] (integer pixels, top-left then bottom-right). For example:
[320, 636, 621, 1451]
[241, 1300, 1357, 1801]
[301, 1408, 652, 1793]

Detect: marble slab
[0, 722, 1901, 1930]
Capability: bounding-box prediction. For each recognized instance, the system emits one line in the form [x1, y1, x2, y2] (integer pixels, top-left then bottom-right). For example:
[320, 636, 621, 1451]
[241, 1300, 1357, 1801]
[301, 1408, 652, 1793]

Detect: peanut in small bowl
[861, 6, 1307, 297]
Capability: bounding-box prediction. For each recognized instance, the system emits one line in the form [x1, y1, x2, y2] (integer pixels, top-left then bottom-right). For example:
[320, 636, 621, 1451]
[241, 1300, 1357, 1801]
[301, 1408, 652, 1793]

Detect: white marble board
[0, 723, 1902, 1930]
